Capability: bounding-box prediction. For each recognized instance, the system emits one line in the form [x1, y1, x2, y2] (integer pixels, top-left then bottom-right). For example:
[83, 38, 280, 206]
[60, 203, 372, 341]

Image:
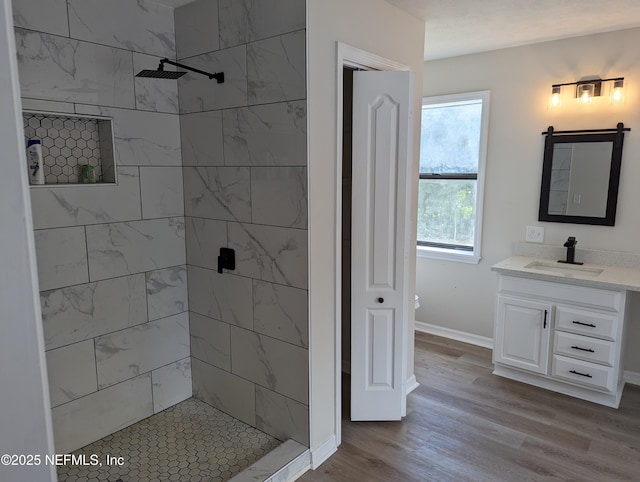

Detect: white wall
[416, 27, 640, 371]
[307, 0, 424, 459]
[0, 0, 56, 480]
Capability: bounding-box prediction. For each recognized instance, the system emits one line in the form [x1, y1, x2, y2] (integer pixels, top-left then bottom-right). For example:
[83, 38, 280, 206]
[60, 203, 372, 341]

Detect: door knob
[377, 297, 384, 303]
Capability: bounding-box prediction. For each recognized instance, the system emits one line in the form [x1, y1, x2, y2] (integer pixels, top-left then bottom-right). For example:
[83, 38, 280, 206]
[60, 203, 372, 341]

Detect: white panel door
[351, 71, 414, 421]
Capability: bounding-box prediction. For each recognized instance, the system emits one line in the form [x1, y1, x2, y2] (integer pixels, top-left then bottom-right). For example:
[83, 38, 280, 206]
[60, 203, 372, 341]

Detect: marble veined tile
[231, 327, 308, 404]
[41, 274, 147, 350]
[548, 190, 569, 215]
[15, 29, 134, 109]
[550, 169, 570, 191]
[190, 312, 231, 371]
[184, 167, 251, 222]
[51, 374, 153, 454]
[175, 0, 219, 59]
[247, 30, 306, 105]
[228, 223, 308, 289]
[254, 280, 308, 348]
[68, 0, 175, 58]
[251, 167, 307, 228]
[140, 167, 184, 219]
[34, 226, 88, 291]
[188, 266, 253, 329]
[146, 265, 188, 321]
[45, 340, 97, 408]
[223, 101, 306, 167]
[219, 0, 306, 48]
[180, 111, 224, 166]
[76, 105, 181, 166]
[96, 312, 190, 389]
[30, 167, 142, 230]
[152, 357, 192, 413]
[192, 357, 255, 426]
[134, 52, 179, 114]
[186, 217, 227, 270]
[256, 386, 309, 446]
[21, 98, 74, 114]
[86, 217, 186, 281]
[12, 0, 68, 36]
[178, 45, 247, 113]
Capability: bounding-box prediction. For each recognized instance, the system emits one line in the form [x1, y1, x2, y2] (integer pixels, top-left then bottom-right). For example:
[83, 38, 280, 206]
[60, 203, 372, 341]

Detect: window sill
[416, 245, 481, 264]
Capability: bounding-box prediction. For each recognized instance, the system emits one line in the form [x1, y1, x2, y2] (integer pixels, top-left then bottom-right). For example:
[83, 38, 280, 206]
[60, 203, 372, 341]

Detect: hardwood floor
[300, 332, 640, 481]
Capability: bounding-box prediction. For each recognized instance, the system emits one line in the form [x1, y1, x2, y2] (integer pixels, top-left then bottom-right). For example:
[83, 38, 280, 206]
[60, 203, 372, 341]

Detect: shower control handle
[217, 247, 236, 274]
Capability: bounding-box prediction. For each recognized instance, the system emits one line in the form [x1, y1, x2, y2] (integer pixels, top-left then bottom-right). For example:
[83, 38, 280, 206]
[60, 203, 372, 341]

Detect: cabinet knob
[377, 297, 384, 303]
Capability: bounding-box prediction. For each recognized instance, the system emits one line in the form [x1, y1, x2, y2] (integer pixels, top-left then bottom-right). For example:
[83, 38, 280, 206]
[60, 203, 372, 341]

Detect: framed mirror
[538, 124, 628, 226]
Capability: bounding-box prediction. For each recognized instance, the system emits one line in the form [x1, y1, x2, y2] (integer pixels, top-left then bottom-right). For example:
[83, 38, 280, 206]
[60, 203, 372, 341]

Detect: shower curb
[230, 439, 310, 482]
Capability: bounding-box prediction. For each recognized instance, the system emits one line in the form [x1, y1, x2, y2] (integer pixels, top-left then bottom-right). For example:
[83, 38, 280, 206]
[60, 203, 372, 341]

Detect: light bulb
[549, 85, 561, 109]
[577, 83, 594, 104]
[610, 79, 624, 104]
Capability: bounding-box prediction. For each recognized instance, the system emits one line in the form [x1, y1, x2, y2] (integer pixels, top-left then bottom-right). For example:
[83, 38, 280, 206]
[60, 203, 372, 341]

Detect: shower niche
[23, 110, 116, 185]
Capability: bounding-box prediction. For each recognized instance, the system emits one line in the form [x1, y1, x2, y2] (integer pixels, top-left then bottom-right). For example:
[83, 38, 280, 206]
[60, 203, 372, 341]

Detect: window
[417, 91, 490, 263]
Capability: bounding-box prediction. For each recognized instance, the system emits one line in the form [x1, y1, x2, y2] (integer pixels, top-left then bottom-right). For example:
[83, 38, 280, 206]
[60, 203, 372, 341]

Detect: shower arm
[160, 58, 225, 83]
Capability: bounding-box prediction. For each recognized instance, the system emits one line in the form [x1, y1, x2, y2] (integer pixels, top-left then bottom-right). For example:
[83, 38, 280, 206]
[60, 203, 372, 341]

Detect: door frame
[334, 42, 411, 445]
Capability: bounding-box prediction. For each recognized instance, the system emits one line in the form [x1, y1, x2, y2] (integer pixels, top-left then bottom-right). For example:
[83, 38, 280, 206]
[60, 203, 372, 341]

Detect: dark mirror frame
[538, 124, 628, 226]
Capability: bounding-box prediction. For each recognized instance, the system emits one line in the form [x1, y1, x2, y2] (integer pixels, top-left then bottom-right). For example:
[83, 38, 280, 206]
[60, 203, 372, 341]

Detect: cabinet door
[494, 295, 552, 374]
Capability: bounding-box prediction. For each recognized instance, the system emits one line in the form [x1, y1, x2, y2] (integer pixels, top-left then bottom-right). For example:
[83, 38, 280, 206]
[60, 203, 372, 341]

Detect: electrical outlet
[526, 225, 545, 243]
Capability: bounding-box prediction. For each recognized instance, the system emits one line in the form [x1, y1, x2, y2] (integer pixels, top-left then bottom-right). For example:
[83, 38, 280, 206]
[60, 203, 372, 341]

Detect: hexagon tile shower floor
[56, 398, 280, 482]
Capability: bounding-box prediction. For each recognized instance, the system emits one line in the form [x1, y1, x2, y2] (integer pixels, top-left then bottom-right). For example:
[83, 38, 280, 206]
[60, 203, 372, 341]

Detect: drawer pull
[569, 369, 592, 378]
[571, 345, 595, 353]
[572, 321, 596, 328]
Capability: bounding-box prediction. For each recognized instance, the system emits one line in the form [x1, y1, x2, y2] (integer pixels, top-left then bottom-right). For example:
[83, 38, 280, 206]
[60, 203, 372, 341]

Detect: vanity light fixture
[549, 77, 624, 107]
[611, 78, 625, 104]
[549, 85, 562, 108]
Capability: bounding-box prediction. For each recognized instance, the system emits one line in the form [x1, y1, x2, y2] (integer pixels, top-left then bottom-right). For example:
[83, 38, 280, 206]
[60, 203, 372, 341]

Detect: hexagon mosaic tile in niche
[23, 113, 103, 184]
[56, 398, 281, 482]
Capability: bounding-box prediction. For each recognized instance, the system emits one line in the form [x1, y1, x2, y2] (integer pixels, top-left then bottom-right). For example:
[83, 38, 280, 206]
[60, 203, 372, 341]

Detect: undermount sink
[524, 261, 604, 277]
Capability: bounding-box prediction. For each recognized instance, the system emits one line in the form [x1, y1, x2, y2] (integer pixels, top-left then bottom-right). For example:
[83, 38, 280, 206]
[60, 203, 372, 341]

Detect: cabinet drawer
[556, 306, 618, 341]
[554, 331, 615, 366]
[552, 355, 614, 392]
[498, 275, 622, 311]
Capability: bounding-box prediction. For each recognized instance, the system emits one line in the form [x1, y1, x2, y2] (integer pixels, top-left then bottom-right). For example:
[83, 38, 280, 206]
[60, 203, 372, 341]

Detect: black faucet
[558, 236, 583, 265]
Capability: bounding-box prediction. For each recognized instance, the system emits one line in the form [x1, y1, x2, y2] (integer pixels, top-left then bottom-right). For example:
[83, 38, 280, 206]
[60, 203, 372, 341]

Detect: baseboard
[310, 435, 337, 470]
[415, 321, 493, 349]
[406, 374, 419, 394]
[624, 370, 640, 386]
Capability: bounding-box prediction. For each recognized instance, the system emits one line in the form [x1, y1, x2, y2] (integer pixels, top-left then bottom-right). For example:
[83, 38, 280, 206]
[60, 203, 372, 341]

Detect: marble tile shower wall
[175, 0, 310, 447]
[12, 0, 190, 454]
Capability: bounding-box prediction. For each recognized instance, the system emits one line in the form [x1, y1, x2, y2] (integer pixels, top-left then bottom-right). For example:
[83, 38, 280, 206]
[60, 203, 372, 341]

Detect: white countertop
[492, 256, 640, 292]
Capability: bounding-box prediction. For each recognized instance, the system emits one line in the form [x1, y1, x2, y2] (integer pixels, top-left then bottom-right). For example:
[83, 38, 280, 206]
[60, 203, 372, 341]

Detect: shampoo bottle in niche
[27, 139, 45, 185]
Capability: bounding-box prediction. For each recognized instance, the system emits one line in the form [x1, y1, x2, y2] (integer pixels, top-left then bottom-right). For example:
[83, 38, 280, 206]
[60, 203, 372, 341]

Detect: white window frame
[417, 90, 490, 264]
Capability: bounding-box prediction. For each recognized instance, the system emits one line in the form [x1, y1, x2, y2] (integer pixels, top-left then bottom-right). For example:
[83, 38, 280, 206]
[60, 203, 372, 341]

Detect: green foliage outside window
[417, 179, 476, 248]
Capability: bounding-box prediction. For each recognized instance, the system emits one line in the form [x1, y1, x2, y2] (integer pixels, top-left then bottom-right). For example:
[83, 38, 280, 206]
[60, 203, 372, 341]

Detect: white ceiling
[386, 0, 640, 60]
[149, 0, 640, 61]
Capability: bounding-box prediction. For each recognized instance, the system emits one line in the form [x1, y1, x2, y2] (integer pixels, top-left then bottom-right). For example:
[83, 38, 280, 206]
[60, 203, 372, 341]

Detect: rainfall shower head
[135, 58, 224, 83]
[135, 68, 186, 79]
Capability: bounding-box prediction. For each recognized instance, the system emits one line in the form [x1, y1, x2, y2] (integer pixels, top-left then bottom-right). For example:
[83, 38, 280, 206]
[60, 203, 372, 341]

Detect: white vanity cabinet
[493, 274, 628, 408]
